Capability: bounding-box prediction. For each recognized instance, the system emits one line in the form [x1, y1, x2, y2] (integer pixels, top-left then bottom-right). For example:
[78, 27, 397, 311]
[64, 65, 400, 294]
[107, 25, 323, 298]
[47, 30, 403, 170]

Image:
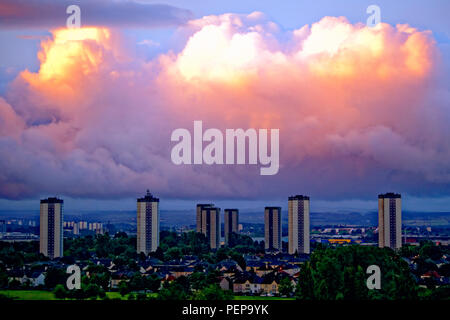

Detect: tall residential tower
[264, 207, 281, 252]
[288, 195, 310, 254]
[378, 193, 402, 249]
[40, 197, 63, 259]
[137, 190, 160, 254]
[224, 209, 239, 245]
[196, 204, 214, 233]
[197, 204, 221, 249]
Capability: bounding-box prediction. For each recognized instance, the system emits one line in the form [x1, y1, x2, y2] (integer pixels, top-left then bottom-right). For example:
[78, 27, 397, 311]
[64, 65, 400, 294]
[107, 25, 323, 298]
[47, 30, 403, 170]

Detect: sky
[0, 0, 449, 212]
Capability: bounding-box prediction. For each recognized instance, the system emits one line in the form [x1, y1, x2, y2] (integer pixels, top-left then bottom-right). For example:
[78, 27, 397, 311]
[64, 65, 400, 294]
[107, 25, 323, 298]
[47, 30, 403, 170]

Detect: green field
[0, 290, 58, 300]
[0, 290, 153, 300]
[0, 290, 293, 301]
[233, 296, 294, 300]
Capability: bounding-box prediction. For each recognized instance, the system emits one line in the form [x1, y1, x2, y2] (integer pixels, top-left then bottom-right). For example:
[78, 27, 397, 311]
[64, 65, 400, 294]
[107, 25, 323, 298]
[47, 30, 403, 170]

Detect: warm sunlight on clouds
[38, 28, 111, 79]
[0, 12, 448, 200]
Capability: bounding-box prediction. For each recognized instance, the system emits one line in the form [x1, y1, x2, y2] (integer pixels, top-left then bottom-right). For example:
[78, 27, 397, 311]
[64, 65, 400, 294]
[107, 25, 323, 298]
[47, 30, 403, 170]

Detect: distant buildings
[288, 195, 310, 254]
[378, 193, 402, 249]
[73, 222, 79, 235]
[0, 220, 5, 237]
[137, 190, 160, 254]
[79, 221, 88, 230]
[224, 209, 239, 245]
[264, 207, 281, 252]
[89, 222, 103, 234]
[40, 197, 63, 259]
[63, 221, 103, 235]
[197, 204, 221, 249]
[27, 191, 411, 257]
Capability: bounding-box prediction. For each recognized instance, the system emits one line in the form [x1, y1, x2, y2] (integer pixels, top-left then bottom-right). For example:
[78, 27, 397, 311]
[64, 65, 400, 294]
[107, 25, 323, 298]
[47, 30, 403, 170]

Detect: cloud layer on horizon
[0, 0, 192, 29]
[0, 12, 449, 201]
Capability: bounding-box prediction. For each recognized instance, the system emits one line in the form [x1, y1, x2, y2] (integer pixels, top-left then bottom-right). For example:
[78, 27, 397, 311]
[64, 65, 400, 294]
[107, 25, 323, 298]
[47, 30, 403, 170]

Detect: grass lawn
[0, 290, 157, 300]
[0, 290, 58, 300]
[234, 296, 294, 300]
[105, 291, 126, 299]
[0, 290, 293, 301]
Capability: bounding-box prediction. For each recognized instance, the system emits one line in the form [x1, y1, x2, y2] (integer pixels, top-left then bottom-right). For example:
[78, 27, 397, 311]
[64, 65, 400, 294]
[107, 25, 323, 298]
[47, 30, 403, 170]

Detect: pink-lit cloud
[0, 12, 449, 201]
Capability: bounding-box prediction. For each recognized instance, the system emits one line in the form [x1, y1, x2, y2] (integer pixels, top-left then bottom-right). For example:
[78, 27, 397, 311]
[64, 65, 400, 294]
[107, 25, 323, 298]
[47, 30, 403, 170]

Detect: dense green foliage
[296, 244, 448, 300]
[1, 233, 449, 300]
[155, 231, 263, 262]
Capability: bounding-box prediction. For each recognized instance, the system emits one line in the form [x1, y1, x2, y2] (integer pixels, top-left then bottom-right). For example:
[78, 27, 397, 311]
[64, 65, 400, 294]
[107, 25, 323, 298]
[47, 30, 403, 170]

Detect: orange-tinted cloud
[0, 13, 448, 200]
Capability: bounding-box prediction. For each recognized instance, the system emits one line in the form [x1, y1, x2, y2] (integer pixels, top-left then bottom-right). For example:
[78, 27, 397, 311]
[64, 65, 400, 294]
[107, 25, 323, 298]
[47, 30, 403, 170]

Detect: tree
[296, 262, 314, 300]
[278, 277, 294, 296]
[129, 273, 145, 291]
[53, 284, 67, 299]
[419, 241, 443, 261]
[157, 282, 188, 300]
[192, 284, 233, 300]
[189, 272, 207, 291]
[174, 276, 190, 293]
[150, 247, 164, 261]
[45, 267, 67, 289]
[165, 247, 182, 261]
[118, 280, 130, 297]
[144, 274, 161, 292]
[83, 283, 102, 299]
[296, 245, 419, 300]
[8, 279, 21, 289]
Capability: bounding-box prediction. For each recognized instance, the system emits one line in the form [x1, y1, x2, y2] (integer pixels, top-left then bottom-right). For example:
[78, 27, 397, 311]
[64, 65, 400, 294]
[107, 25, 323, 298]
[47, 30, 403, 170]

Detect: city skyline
[13, 191, 446, 256]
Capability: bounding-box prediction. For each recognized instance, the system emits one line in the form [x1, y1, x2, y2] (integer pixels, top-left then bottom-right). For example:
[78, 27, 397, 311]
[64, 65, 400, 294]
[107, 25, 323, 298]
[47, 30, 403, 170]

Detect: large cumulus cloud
[0, 12, 449, 200]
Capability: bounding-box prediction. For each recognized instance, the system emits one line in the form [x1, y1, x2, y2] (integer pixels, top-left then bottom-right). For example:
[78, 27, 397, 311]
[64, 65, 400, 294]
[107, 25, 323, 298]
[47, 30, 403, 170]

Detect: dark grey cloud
[0, 0, 193, 29]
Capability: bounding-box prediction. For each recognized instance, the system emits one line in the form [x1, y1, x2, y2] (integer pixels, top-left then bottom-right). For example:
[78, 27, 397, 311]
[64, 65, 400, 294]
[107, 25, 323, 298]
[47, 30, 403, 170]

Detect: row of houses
[219, 271, 297, 295]
[4, 253, 307, 295]
[7, 269, 46, 287]
[108, 255, 304, 294]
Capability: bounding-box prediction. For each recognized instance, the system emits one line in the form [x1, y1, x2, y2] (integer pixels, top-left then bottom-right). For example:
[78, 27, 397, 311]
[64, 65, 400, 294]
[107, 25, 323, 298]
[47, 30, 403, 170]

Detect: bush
[53, 284, 67, 299]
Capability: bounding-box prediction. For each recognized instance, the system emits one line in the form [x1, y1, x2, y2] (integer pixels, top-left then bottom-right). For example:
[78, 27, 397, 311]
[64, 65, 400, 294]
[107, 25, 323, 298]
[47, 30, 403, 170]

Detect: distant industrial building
[288, 195, 310, 254]
[378, 193, 402, 249]
[264, 207, 282, 252]
[224, 209, 239, 245]
[40, 197, 64, 259]
[137, 190, 160, 254]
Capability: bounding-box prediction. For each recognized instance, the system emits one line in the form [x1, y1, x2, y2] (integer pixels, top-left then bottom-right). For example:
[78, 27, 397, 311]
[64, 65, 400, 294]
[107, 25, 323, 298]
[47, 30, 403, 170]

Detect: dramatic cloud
[0, 12, 449, 201]
[0, 0, 192, 29]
